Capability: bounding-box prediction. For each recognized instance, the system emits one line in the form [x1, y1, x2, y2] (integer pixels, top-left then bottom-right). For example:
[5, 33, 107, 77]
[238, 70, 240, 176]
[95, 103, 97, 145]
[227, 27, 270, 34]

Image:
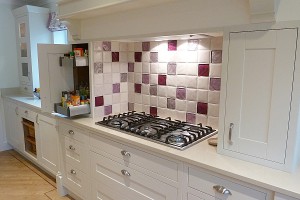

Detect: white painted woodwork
[60, 123, 89, 143]
[37, 114, 59, 175]
[13, 5, 52, 95]
[187, 166, 269, 200]
[89, 133, 179, 182]
[2, 100, 23, 152]
[37, 44, 73, 113]
[90, 151, 178, 200]
[249, 0, 280, 23]
[275, 193, 300, 200]
[219, 28, 298, 168]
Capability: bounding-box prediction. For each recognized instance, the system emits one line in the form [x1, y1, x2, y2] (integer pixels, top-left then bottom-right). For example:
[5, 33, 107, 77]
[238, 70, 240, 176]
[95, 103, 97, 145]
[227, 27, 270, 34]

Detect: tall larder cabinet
[13, 5, 52, 95]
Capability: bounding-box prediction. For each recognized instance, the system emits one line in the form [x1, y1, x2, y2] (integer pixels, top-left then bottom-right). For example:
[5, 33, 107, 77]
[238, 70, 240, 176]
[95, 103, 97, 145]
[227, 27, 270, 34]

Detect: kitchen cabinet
[13, 5, 52, 95]
[275, 193, 300, 200]
[36, 114, 59, 176]
[184, 165, 272, 200]
[3, 100, 23, 152]
[218, 23, 300, 172]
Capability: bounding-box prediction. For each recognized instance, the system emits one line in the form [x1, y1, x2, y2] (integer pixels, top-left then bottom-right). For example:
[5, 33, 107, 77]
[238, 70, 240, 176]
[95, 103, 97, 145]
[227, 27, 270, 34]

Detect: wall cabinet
[13, 5, 52, 95]
[218, 24, 300, 172]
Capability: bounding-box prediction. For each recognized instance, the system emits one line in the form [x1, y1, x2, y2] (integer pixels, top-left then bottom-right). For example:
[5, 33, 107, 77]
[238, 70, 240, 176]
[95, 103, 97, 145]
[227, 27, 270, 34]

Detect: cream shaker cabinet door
[223, 29, 297, 163]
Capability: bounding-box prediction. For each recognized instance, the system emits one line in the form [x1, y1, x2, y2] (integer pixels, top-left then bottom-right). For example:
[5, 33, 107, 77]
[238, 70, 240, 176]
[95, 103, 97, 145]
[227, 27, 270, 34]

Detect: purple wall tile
[135, 83, 142, 93]
[120, 73, 128, 82]
[167, 62, 176, 75]
[210, 78, 221, 91]
[150, 85, 157, 95]
[95, 96, 104, 107]
[168, 40, 177, 51]
[102, 41, 111, 51]
[167, 98, 175, 109]
[197, 102, 208, 114]
[128, 63, 134, 72]
[142, 74, 150, 84]
[188, 39, 198, 51]
[135, 52, 142, 62]
[113, 83, 120, 93]
[112, 52, 119, 62]
[104, 105, 112, 115]
[142, 42, 150, 51]
[150, 52, 158, 63]
[176, 87, 186, 100]
[128, 103, 134, 111]
[186, 113, 196, 124]
[150, 107, 157, 116]
[94, 62, 103, 74]
[211, 50, 222, 63]
[198, 64, 209, 77]
[158, 75, 167, 85]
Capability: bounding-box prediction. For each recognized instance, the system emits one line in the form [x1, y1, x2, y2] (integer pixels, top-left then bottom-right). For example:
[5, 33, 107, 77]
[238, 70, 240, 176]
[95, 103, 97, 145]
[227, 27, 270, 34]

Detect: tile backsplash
[92, 37, 222, 128]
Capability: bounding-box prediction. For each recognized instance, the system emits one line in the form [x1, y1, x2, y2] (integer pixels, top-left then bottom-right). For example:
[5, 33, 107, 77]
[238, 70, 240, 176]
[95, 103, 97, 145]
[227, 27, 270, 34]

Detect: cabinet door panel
[224, 29, 297, 163]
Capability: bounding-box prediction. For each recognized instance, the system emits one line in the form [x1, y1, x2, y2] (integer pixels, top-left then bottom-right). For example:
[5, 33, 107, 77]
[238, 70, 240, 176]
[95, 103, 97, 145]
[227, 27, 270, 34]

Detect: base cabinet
[275, 193, 300, 200]
[37, 114, 59, 175]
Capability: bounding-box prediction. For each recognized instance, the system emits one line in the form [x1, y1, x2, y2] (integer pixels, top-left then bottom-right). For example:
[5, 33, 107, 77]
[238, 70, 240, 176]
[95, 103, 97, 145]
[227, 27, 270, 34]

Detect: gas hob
[95, 112, 217, 150]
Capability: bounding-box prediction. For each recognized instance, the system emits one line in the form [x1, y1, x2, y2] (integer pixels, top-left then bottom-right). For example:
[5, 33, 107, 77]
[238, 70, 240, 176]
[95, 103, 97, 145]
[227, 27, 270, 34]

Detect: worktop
[58, 116, 300, 199]
[2, 94, 300, 199]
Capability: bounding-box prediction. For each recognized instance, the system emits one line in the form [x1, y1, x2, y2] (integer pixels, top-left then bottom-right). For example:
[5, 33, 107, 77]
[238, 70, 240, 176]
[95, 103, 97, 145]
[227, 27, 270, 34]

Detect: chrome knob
[68, 130, 74, 135]
[213, 185, 232, 195]
[69, 145, 75, 151]
[70, 169, 76, 175]
[121, 169, 131, 176]
[121, 150, 131, 157]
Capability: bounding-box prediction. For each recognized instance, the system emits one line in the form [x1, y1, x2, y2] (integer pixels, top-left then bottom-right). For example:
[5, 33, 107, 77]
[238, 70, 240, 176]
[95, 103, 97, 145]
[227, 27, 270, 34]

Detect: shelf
[25, 136, 36, 145]
[54, 103, 90, 117]
[22, 121, 35, 130]
[59, 56, 88, 67]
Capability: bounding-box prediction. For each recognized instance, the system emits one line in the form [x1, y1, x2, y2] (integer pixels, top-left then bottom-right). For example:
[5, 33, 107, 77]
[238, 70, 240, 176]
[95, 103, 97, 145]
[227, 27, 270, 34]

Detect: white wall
[0, 4, 20, 88]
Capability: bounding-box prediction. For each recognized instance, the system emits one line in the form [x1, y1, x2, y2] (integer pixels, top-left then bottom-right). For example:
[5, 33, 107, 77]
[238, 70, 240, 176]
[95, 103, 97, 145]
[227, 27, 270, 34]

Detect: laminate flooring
[0, 150, 73, 200]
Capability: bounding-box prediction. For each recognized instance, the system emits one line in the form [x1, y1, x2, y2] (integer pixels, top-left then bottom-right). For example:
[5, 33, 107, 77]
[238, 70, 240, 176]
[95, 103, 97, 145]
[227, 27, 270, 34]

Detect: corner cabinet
[13, 5, 52, 95]
[218, 23, 300, 172]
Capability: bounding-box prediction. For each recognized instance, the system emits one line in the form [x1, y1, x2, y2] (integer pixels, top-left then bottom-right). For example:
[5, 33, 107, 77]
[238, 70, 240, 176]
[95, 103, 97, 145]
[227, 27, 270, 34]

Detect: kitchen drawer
[90, 151, 178, 200]
[20, 83, 32, 94]
[64, 163, 88, 199]
[188, 166, 270, 200]
[90, 133, 179, 182]
[19, 107, 37, 121]
[64, 136, 88, 172]
[60, 123, 88, 143]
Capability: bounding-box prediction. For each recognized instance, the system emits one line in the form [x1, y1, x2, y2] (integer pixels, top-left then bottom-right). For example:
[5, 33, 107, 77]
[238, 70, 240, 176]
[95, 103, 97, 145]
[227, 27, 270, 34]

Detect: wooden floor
[0, 150, 73, 200]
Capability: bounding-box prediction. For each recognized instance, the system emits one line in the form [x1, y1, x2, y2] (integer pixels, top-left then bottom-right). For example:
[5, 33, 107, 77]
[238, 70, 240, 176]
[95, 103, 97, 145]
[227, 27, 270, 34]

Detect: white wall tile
[94, 106, 104, 118]
[128, 52, 134, 62]
[196, 114, 207, 126]
[103, 63, 112, 73]
[104, 94, 112, 105]
[142, 84, 150, 95]
[94, 51, 102, 62]
[211, 37, 223, 50]
[128, 43, 134, 51]
[150, 74, 158, 85]
[134, 42, 142, 51]
[112, 73, 120, 83]
[186, 101, 197, 113]
[158, 63, 167, 74]
[208, 103, 219, 117]
[94, 85, 103, 96]
[120, 93, 128, 103]
[208, 91, 220, 104]
[176, 99, 186, 111]
[103, 84, 113, 95]
[166, 75, 177, 87]
[186, 76, 197, 88]
[120, 42, 128, 52]
[135, 103, 142, 112]
[157, 108, 168, 118]
[150, 63, 159, 74]
[158, 97, 167, 108]
[119, 52, 128, 62]
[142, 63, 150, 73]
[197, 77, 209, 89]
[120, 103, 128, 112]
[120, 63, 128, 73]
[150, 96, 158, 106]
[167, 86, 176, 98]
[103, 52, 112, 62]
[176, 75, 187, 87]
[197, 89, 208, 103]
[185, 63, 198, 76]
[128, 73, 134, 83]
[111, 63, 120, 73]
[177, 63, 186, 75]
[94, 74, 103, 85]
[197, 50, 210, 63]
[134, 73, 142, 83]
[93, 41, 102, 51]
[207, 116, 219, 129]
[186, 88, 197, 101]
[150, 41, 159, 52]
[157, 85, 167, 97]
[210, 64, 222, 77]
[176, 111, 186, 121]
[177, 40, 188, 51]
[120, 82, 128, 92]
[142, 52, 150, 62]
[134, 62, 142, 73]
[134, 93, 142, 104]
[103, 73, 112, 84]
[158, 41, 168, 51]
[111, 41, 120, 51]
[112, 94, 120, 104]
[142, 95, 150, 105]
[143, 105, 149, 113]
[198, 38, 211, 50]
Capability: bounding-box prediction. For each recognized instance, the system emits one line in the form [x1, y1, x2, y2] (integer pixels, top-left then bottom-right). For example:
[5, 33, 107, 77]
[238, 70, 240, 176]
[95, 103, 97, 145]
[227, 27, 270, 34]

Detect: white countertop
[3, 94, 41, 111]
[59, 116, 300, 199]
